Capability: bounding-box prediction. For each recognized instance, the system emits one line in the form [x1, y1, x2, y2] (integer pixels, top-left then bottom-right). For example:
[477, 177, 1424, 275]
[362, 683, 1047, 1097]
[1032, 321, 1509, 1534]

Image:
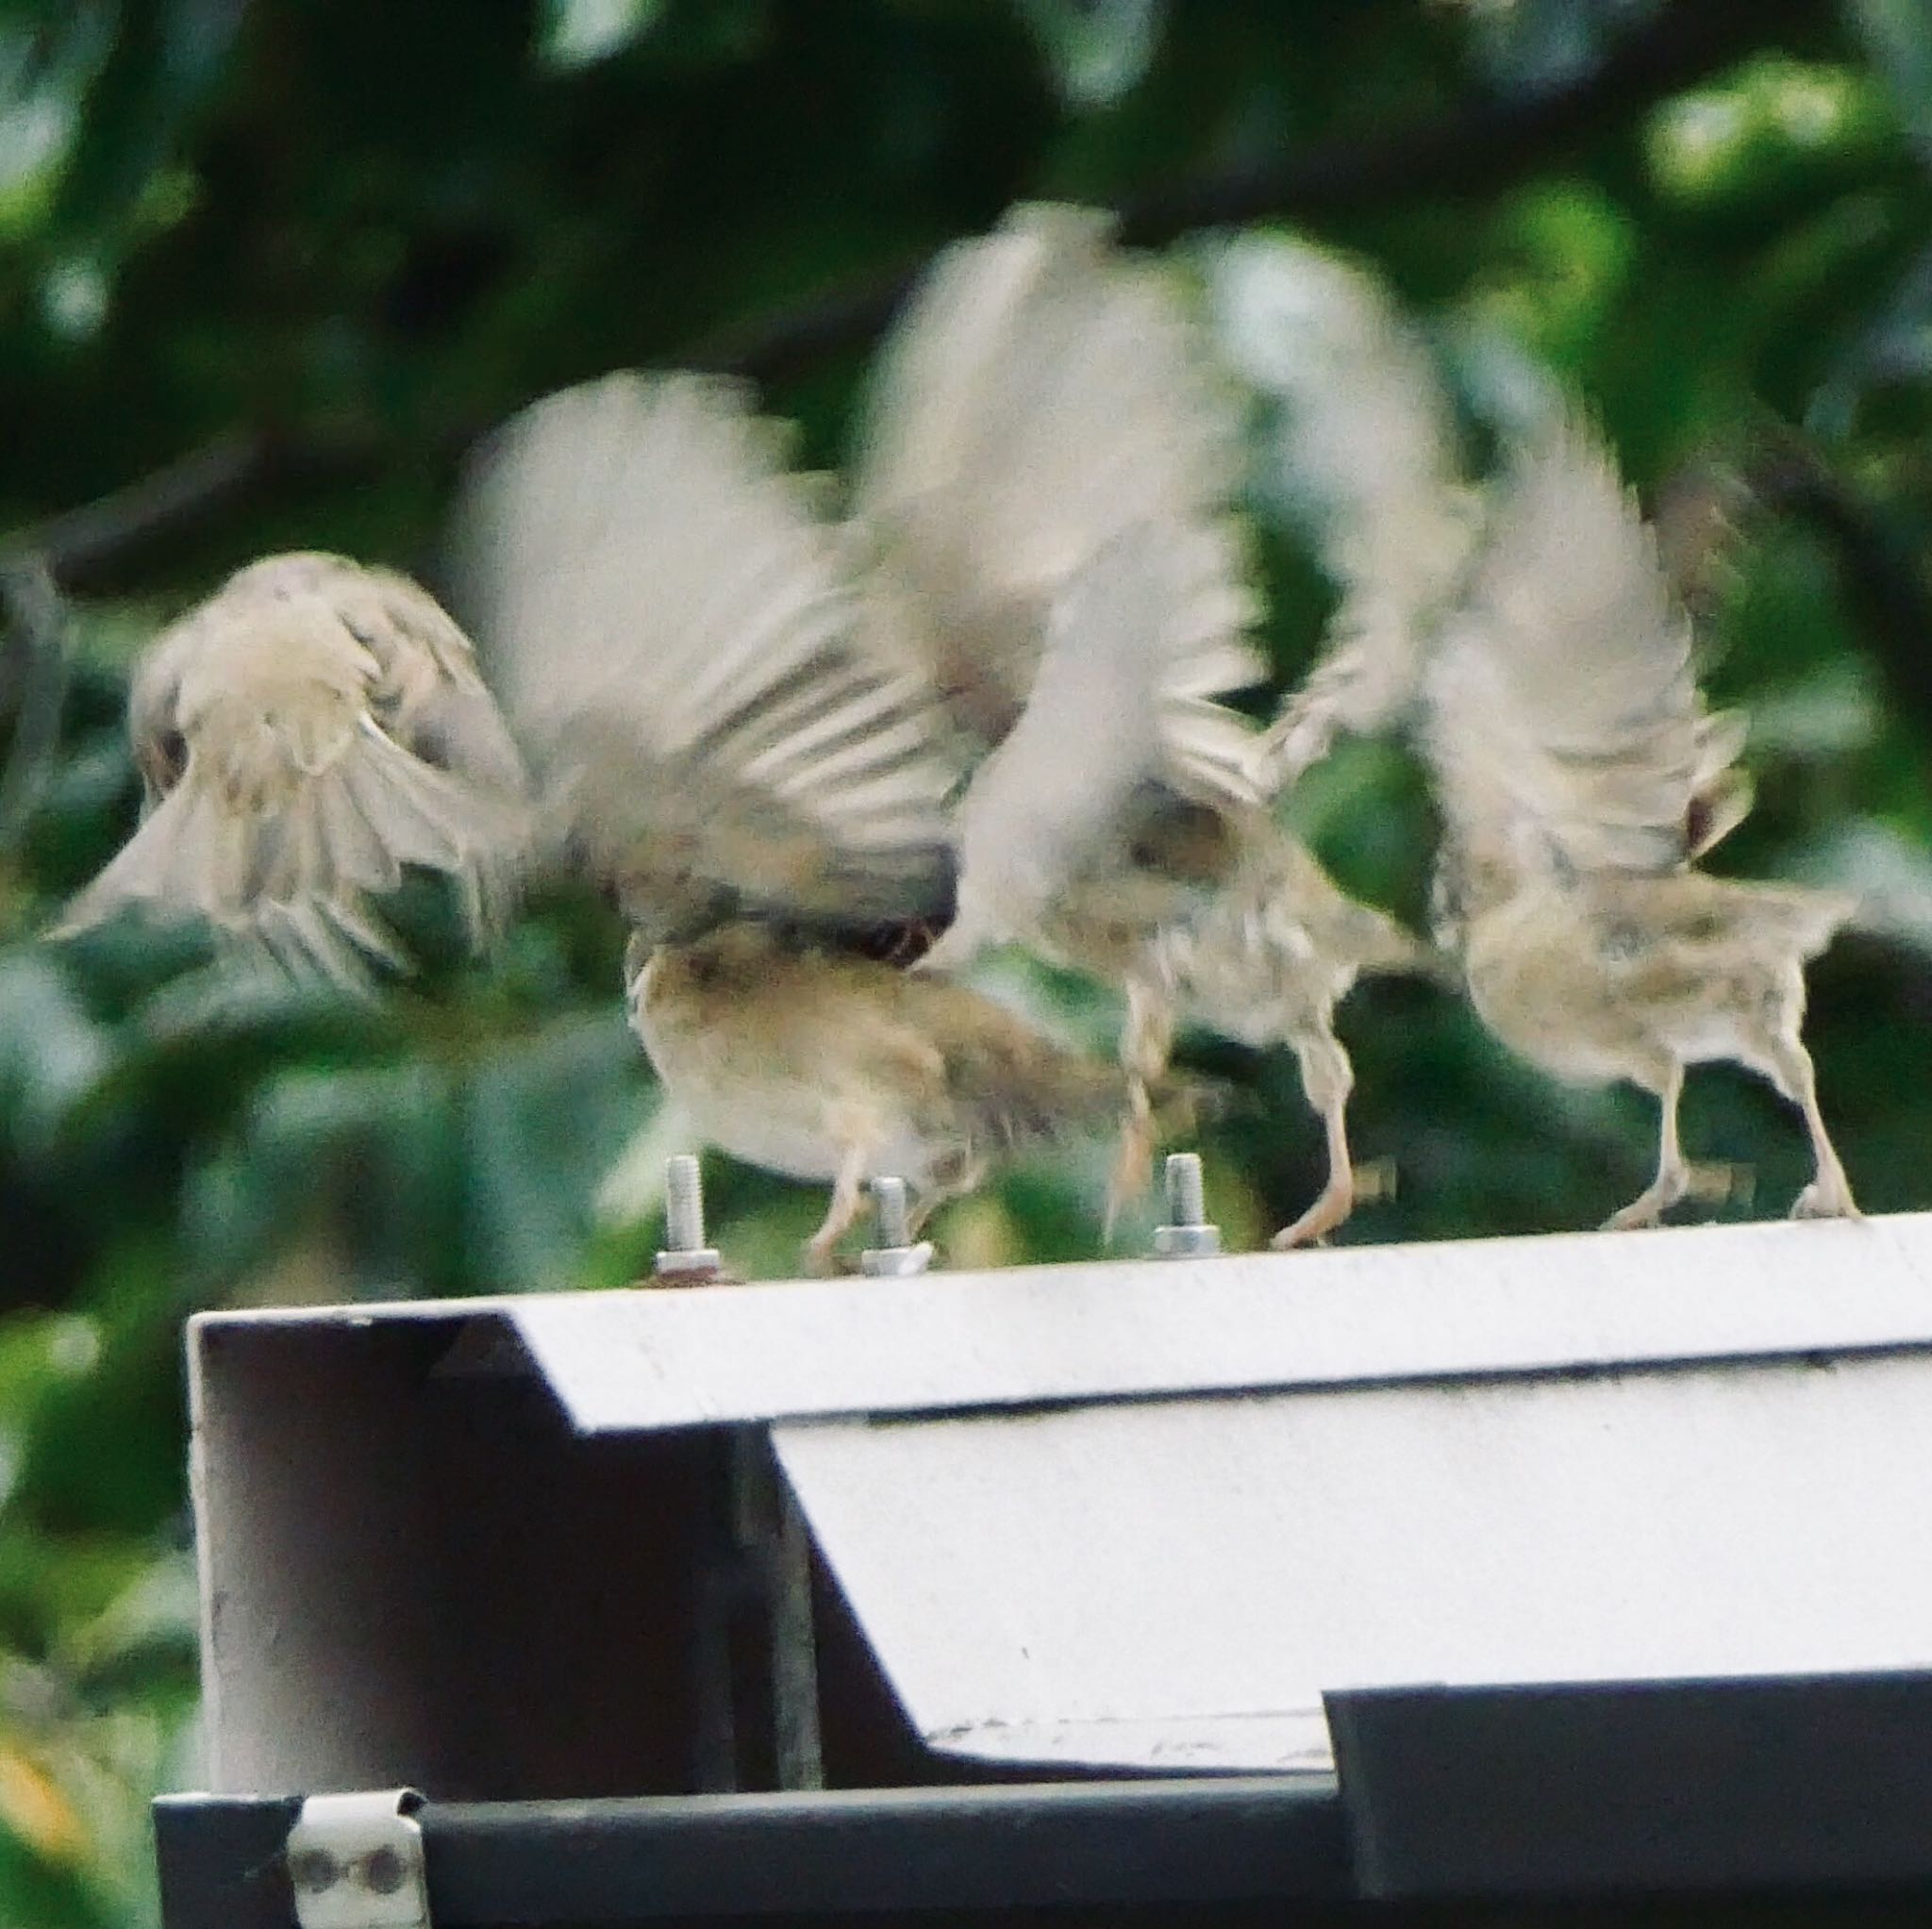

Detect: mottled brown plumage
[61, 551, 528, 985]
[1424, 412, 1857, 1226]
[455, 368, 1193, 1270]
[630, 923, 1199, 1269]
[878, 209, 1434, 1245]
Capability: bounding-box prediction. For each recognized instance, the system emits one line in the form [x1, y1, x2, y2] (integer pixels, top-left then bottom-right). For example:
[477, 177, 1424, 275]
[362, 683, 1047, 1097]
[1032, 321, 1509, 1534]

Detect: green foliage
[4, 2, 1932, 1921]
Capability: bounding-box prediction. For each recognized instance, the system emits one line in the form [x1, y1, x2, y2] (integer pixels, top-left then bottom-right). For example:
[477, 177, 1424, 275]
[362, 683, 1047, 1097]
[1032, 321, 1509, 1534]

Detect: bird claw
[1603, 1188, 1672, 1232]
[1270, 1178, 1356, 1251]
[1790, 1175, 1861, 1221]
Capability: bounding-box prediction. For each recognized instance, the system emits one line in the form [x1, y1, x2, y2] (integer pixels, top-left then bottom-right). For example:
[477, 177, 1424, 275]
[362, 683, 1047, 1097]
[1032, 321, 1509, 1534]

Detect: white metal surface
[286, 1790, 430, 1929]
[186, 1212, 1932, 1794]
[774, 1348, 1932, 1773]
[503, 1213, 1921, 1434]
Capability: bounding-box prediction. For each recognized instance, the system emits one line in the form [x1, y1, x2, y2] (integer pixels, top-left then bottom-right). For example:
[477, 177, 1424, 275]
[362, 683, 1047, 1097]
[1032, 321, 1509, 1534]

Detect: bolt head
[654, 1247, 723, 1282]
[1153, 1223, 1222, 1258]
[859, 1240, 935, 1278]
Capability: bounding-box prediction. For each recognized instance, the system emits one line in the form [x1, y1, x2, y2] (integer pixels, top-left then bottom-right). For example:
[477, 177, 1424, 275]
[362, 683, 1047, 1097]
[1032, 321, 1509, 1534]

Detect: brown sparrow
[453, 372, 1204, 1272]
[1422, 410, 1858, 1227]
[858, 206, 1435, 1245]
[60, 552, 527, 984]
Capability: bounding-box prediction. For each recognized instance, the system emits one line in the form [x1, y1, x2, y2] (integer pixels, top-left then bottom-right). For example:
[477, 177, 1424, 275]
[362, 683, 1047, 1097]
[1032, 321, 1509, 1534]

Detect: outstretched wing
[62, 552, 528, 988]
[1424, 410, 1747, 886]
[453, 374, 964, 940]
[927, 521, 1262, 966]
[853, 203, 1261, 747]
[1210, 233, 1477, 786]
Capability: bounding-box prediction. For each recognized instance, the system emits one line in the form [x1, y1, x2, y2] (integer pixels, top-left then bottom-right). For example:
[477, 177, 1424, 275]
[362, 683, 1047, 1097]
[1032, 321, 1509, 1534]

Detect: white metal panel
[503, 1213, 1929, 1434]
[774, 1348, 1932, 1772]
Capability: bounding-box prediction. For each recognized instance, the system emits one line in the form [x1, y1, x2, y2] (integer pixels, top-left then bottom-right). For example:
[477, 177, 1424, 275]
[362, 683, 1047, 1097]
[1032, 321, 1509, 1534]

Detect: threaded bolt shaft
[872, 1176, 911, 1248]
[1164, 1152, 1207, 1228]
[665, 1154, 707, 1253]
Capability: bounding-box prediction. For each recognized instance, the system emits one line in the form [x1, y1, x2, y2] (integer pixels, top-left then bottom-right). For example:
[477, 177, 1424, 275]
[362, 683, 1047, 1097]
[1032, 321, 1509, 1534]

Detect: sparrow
[855, 206, 1435, 1245]
[59, 551, 528, 985]
[1421, 409, 1858, 1227]
[453, 372, 1204, 1272]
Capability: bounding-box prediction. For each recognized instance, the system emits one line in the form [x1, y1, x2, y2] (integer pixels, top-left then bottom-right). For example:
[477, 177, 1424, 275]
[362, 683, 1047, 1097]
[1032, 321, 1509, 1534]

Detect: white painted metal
[502, 1213, 1920, 1434]
[185, 1212, 1932, 1792]
[774, 1349, 1932, 1773]
[286, 1790, 430, 1929]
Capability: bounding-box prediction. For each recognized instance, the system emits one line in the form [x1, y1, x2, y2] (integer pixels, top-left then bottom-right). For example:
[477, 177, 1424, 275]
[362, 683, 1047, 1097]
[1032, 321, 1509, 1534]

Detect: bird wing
[453, 373, 963, 939]
[1213, 234, 1477, 785]
[927, 522, 1262, 965]
[1423, 410, 1745, 884]
[62, 554, 528, 985]
[853, 203, 1262, 746]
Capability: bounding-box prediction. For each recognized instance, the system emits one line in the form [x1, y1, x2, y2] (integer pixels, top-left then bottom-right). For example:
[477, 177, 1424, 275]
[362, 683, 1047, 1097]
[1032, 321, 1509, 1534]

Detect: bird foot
[1603, 1182, 1678, 1232]
[1270, 1180, 1356, 1251]
[1791, 1173, 1861, 1221]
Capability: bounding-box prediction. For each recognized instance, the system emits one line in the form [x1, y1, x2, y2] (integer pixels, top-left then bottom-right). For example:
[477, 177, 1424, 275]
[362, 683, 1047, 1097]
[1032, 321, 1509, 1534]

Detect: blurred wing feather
[1424, 411, 1739, 880]
[932, 524, 1262, 962]
[455, 374, 962, 935]
[855, 204, 1261, 743]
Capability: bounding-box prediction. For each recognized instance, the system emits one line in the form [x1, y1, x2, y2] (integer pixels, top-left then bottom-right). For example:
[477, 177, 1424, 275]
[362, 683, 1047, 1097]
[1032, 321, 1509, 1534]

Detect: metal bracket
[286, 1789, 431, 1929]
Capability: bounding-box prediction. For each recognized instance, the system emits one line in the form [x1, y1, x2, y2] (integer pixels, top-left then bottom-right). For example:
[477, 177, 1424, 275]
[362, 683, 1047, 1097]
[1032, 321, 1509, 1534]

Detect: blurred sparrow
[454, 373, 1203, 1272]
[61, 552, 527, 985]
[1422, 411, 1858, 1227]
[858, 206, 1434, 1245]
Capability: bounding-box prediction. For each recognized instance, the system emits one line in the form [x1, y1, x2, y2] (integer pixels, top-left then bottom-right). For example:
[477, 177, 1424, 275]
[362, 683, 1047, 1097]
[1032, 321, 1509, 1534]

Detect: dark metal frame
[157, 1671, 1932, 1926]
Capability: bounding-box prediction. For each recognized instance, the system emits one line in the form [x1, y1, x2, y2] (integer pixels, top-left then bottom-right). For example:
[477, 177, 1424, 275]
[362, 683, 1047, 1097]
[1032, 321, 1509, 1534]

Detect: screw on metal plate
[1153, 1152, 1222, 1258]
[656, 1153, 723, 1281]
[860, 1175, 933, 1277]
[285, 1789, 429, 1929]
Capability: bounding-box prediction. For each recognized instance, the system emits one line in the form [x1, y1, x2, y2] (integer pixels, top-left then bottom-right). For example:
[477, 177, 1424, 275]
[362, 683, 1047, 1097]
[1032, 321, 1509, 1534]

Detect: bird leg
[1605, 1062, 1696, 1230]
[1105, 973, 1175, 1243]
[1271, 1027, 1358, 1250]
[904, 1156, 985, 1242]
[1767, 1037, 1860, 1220]
[804, 1137, 872, 1276]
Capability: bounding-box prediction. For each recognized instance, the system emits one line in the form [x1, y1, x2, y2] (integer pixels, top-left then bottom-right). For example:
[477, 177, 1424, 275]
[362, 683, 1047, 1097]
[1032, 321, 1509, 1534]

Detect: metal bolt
[656, 1153, 723, 1281]
[1166, 1151, 1206, 1225]
[860, 1174, 933, 1277]
[288, 1848, 340, 1895]
[359, 1846, 407, 1895]
[1154, 1151, 1222, 1258]
[873, 1176, 912, 1246]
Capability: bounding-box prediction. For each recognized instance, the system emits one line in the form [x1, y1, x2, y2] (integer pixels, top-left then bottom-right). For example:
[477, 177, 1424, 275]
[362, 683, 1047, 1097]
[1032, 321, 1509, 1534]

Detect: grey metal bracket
[286, 1789, 431, 1929]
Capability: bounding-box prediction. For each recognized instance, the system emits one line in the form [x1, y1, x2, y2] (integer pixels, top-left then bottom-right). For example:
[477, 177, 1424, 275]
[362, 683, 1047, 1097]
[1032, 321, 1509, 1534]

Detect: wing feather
[453, 373, 963, 937]
[854, 204, 1262, 744]
[1424, 410, 1741, 881]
